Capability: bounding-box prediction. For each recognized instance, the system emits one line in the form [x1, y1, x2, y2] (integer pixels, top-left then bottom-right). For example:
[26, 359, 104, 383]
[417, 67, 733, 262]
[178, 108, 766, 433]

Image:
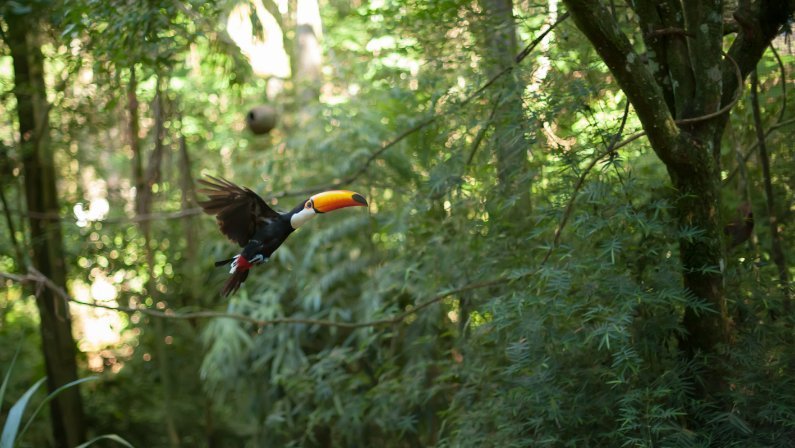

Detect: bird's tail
[215, 257, 235, 267]
[221, 269, 249, 297]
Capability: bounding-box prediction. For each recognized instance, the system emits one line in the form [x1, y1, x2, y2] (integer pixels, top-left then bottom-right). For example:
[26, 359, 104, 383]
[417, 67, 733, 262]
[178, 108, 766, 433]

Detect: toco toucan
[198, 176, 368, 296]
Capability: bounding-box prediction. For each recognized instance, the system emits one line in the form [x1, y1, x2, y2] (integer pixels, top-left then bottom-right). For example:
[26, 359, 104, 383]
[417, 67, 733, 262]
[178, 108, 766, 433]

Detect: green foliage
[0, 363, 118, 448]
[1, 378, 46, 448]
[0, 0, 794, 446]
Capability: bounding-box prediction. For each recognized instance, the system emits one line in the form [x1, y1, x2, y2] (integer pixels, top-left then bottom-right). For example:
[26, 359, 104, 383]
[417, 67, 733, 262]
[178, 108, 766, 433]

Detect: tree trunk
[561, 0, 795, 402]
[128, 66, 146, 216]
[666, 152, 729, 361]
[477, 0, 531, 198]
[178, 121, 199, 309]
[750, 70, 791, 308]
[294, 0, 323, 107]
[137, 82, 182, 448]
[6, 9, 87, 448]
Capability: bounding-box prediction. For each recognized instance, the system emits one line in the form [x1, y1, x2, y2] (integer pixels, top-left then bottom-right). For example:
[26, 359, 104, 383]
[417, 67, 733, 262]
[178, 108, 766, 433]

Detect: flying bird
[198, 176, 368, 296]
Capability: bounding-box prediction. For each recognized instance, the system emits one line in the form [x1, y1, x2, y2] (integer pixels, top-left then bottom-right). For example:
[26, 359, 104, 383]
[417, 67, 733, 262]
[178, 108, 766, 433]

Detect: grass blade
[75, 434, 136, 448]
[17, 376, 99, 442]
[0, 377, 46, 448]
[0, 345, 21, 409]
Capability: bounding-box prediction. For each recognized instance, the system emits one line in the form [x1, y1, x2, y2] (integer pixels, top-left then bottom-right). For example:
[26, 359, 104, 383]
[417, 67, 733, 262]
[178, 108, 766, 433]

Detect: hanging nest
[246, 105, 278, 135]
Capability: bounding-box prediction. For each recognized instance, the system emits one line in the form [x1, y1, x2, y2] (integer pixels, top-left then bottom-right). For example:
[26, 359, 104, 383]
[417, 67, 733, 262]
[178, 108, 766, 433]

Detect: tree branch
[716, 0, 795, 140]
[682, 0, 724, 119]
[562, 0, 682, 165]
[722, 117, 795, 185]
[751, 70, 791, 301]
[1, 88, 633, 333]
[631, 0, 676, 111]
[265, 12, 571, 200]
[10, 14, 572, 229]
[722, 42, 793, 185]
[1, 267, 505, 329]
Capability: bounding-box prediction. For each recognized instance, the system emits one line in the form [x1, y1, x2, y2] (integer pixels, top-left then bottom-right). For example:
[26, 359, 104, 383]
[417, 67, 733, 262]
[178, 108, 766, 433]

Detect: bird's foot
[249, 254, 268, 265]
[229, 254, 267, 273]
[230, 255, 249, 273]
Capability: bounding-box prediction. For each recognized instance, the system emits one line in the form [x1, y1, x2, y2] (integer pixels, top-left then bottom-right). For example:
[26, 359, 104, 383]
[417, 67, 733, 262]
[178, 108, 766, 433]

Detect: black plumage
[198, 176, 367, 296]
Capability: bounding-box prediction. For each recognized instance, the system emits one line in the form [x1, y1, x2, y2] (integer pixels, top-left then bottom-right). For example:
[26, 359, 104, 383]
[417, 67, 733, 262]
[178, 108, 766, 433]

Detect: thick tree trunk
[665, 151, 729, 360]
[6, 9, 87, 448]
[562, 0, 795, 403]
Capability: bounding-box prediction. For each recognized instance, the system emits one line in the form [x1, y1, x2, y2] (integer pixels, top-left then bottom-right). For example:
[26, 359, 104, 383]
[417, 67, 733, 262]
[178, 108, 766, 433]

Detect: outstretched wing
[197, 175, 280, 246]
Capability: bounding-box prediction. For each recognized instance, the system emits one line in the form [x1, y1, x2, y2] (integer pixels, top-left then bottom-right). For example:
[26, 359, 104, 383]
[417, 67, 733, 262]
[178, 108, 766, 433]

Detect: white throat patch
[290, 207, 317, 229]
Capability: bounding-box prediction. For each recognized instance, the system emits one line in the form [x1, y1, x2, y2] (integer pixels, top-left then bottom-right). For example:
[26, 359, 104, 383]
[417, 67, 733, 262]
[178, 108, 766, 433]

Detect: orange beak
[310, 190, 368, 213]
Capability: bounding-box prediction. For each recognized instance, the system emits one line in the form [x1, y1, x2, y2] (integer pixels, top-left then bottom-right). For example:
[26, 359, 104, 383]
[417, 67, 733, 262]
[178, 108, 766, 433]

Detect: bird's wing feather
[197, 175, 280, 246]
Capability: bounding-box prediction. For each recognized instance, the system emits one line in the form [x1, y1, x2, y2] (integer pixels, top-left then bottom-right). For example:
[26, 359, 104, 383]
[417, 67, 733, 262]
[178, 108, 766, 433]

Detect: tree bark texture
[561, 0, 795, 397]
[6, 9, 87, 448]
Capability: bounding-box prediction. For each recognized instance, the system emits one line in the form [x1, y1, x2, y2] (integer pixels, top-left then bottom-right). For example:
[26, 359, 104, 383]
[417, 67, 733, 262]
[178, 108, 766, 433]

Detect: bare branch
[0, 268, 506, 329]
[722, 117, 795, 185]
[265, 12, 571, 200]
[1, 87, 633, 332]
[542, 100, 630, 265]
[11, 207, 203, 224]
[717, 0, 795, 139]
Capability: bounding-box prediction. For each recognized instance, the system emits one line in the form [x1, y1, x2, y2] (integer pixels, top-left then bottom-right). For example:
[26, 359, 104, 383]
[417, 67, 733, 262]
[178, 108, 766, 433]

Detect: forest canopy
[0, 0, 794, 447]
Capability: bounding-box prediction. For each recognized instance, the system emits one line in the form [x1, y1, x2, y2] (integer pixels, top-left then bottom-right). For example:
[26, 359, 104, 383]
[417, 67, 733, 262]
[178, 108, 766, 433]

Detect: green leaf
[0, 345, 21, 411]
[17, 376, 100, 442]
[0, 377, 46, 448]
[75, 434, 136, 448]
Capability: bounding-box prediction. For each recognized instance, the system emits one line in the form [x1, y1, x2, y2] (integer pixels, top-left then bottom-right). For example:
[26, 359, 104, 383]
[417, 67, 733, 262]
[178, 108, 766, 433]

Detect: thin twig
[0, 268, 504, 329]
[723, 117, 795, 185]
[1, 84, 632, 331]
[723, 42, 793, 186]
[465, 94, 502, 166]
[750, 70, 791, 302]
[9, 207, 203, 224]
[13, 13, 573, 225]
[602, 50, 744, 154]
[770, 45, 787, 124]
[265, 12, 571, 200]
[541, 100, 631, 265]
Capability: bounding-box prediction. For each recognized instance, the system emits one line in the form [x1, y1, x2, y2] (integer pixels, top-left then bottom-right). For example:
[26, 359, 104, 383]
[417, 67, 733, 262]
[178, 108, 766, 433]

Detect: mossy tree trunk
[6, 8, 87, 448]
[561, 0, 794, 399]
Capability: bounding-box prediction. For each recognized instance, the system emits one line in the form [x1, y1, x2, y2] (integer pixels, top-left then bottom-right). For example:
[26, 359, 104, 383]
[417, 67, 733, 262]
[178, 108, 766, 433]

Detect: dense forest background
[0, 0, 793, 446]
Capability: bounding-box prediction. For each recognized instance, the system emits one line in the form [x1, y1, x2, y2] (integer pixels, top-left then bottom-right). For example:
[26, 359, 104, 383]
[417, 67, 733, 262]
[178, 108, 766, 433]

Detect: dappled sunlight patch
[71, 276, 129, 373]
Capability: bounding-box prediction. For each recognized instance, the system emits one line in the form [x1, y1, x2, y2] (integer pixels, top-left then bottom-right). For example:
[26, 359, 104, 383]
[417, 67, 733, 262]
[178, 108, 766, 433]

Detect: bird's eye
[305, 200, 313, 209]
